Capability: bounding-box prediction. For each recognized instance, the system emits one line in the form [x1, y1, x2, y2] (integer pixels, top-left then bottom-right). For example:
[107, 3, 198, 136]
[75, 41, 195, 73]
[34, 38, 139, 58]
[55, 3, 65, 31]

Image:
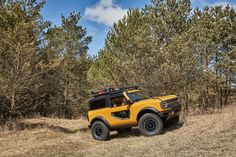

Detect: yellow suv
[87, 87, 181, 141]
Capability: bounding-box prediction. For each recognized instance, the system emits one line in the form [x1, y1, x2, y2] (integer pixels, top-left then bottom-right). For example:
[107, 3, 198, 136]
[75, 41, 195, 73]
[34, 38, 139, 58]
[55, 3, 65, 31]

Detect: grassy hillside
[0, 106, 236, 157]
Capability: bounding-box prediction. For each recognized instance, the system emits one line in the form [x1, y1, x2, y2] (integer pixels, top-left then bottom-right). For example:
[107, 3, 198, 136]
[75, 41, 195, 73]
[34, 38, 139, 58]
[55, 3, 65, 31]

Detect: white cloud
[210, 1, 236, 9]
[84, 0, 127, 26]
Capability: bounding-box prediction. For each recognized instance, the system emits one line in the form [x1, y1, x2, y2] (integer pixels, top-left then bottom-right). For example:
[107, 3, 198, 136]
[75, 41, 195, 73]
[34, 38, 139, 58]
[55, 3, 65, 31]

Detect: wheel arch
[91, 116, 110, 127]
[136, 107, 160, 122]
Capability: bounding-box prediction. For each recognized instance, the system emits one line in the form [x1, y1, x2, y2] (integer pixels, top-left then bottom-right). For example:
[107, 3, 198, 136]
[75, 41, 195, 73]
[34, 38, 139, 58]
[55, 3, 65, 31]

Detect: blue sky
[40, 0, 236, 55]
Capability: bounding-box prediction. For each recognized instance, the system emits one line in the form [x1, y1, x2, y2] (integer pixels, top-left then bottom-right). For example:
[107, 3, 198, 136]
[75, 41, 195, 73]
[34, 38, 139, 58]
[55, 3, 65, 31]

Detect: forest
[0, 0, 235, 121]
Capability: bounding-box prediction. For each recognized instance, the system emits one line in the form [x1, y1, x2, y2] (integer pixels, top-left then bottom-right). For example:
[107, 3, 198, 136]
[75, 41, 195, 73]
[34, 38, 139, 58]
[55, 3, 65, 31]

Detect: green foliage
[0, 0, 92, 119]
[0, 0, 50, 118]
[42, 12, 92, 118]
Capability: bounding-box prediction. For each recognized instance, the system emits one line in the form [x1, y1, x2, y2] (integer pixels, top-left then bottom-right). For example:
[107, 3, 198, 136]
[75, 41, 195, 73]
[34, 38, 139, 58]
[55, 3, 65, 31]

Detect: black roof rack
[91, 86, 138, 97]
[119, 86, 138, 91]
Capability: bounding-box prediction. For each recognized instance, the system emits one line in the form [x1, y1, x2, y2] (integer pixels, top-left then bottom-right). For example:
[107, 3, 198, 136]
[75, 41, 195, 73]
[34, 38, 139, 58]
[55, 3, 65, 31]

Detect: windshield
[127, 91, 149, 102]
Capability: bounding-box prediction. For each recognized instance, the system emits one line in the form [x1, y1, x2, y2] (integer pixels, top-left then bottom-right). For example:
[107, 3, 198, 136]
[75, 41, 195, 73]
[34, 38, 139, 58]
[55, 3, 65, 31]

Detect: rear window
[89, 98, 106, 110]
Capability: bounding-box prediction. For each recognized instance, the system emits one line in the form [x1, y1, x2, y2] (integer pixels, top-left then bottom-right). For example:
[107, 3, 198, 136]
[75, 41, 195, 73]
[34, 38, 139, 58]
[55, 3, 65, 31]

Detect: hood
[134, 97, 159, 104]
[154, 95, 177, 101]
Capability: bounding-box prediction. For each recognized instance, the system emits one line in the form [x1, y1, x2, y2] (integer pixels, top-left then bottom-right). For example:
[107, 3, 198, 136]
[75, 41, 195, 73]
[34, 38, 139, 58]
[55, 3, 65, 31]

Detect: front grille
[165, 98, 179, 108]
[165, 97, 178, 103]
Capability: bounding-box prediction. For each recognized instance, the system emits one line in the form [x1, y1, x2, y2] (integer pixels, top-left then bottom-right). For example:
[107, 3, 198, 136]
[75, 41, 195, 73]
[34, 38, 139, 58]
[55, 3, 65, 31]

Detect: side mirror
[123, 100, 133, 105]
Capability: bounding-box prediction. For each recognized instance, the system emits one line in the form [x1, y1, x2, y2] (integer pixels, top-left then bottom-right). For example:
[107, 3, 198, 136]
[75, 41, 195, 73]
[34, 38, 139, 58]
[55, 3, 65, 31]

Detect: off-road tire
[117, 127, 132, 134]
[91, 121, 110, 141]
[138, 113, 163, 136]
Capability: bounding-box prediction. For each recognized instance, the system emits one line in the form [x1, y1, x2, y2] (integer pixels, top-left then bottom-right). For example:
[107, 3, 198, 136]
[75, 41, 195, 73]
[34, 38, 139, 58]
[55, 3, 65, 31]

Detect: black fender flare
[90, 116, 110, 127]
[137, 107, 163, 121]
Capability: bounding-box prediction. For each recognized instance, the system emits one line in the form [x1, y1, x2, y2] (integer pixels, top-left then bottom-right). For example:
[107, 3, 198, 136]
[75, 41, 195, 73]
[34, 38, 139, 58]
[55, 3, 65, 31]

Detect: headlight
[161, 101, 169, 109]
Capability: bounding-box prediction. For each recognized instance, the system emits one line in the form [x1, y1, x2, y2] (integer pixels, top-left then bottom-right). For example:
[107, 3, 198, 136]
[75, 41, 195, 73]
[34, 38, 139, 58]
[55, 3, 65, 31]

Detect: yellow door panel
[109, 105, 135, 126]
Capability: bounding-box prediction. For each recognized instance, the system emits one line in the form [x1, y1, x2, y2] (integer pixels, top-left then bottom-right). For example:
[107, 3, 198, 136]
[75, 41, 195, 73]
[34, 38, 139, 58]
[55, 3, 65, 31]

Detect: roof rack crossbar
[118, 86, 138, 91]
[91, 87, 115, 96]
[91, 86, 138, 97]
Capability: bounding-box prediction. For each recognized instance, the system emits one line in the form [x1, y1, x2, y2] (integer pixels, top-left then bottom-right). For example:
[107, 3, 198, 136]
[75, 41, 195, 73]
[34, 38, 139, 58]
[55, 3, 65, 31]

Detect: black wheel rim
[144, 119, 157, 133]
[95, 126, 103, 137]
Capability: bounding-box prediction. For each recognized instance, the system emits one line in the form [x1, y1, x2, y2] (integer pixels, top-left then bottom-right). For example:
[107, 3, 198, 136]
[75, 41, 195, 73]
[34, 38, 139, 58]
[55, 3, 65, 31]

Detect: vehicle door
[109, 92, 133, 126]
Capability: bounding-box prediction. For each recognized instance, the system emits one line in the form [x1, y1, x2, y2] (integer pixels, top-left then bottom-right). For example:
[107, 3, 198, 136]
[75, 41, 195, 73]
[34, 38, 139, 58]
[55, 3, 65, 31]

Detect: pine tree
[43, 12, 92, 117]
[0, 0, 50, 119]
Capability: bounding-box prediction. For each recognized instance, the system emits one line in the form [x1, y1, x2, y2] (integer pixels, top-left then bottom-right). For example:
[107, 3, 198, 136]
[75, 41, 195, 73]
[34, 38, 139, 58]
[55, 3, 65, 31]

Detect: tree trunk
[10, 90, 16, 118]
[63, 81, 68, 117]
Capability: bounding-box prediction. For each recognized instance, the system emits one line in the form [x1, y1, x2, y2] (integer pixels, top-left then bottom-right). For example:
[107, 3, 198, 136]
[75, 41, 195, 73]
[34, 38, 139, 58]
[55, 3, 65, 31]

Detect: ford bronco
[87, 86, 181, 141]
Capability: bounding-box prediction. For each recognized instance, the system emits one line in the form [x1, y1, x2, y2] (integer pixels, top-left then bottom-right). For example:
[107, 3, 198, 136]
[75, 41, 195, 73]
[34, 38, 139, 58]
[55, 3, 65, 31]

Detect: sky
[40, 0, 236, 55]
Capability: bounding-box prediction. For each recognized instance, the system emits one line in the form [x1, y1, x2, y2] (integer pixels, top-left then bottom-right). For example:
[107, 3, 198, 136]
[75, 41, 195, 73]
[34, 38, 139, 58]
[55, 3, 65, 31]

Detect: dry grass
[0, 105, 236, 157]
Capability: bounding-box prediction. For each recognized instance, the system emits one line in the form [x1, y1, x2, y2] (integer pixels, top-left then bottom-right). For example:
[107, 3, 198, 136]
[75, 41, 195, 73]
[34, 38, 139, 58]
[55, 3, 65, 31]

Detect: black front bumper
[158, 103, 181, 120]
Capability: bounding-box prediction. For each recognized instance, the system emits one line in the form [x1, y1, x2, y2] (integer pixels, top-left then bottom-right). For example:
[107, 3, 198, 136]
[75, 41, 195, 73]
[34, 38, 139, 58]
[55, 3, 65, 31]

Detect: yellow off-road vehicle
[87, 87, 181, 141]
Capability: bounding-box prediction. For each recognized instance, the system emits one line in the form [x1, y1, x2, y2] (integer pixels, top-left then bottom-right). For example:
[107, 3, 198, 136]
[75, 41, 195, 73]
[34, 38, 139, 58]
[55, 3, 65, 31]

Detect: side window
[90, 98, 106, 110]
[110, 94, 126, 107]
